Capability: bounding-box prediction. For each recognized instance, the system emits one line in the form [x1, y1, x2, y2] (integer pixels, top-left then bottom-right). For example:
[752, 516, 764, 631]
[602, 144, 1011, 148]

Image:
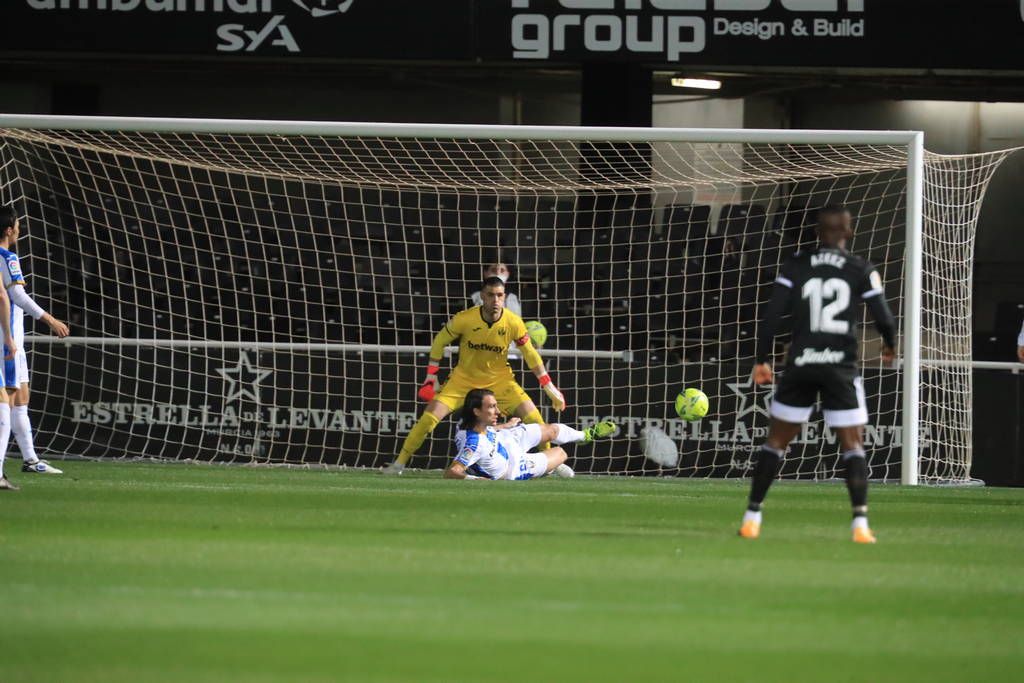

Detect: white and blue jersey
[453, 423, 548, 481]
[0, 246, 25, 389]
[453, 426, 511, 480]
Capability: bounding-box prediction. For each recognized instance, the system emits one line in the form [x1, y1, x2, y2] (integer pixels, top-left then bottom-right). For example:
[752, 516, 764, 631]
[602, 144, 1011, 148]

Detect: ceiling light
[670, 77, 722, 90]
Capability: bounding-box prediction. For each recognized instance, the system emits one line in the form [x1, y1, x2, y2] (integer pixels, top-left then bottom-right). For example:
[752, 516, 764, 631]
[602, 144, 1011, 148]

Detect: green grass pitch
[2, 462, 1023, 682]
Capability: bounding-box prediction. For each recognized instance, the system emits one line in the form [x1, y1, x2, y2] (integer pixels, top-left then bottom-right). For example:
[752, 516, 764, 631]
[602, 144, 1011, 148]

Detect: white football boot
[553, 463, 575, 478]
[380, 461, 405, 476]
[22, 459, 63, 474]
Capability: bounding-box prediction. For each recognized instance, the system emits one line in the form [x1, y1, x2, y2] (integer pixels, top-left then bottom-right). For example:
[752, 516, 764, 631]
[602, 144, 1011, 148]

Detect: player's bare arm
[444, 462, 486, 481]
[444, 461, 471, 480]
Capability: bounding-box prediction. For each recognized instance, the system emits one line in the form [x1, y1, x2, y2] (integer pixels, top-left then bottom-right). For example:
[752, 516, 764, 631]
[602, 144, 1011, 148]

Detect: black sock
[843, 450, 869, 516]
[747, 446, 784, 511]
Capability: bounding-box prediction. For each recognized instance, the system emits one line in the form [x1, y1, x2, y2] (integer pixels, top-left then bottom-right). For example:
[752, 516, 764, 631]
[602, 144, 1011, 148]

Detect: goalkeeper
[383, 276, 565, 475]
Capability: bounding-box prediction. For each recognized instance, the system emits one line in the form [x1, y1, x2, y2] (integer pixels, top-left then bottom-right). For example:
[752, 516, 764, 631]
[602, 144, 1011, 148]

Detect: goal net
[0, 116, 1015, 483]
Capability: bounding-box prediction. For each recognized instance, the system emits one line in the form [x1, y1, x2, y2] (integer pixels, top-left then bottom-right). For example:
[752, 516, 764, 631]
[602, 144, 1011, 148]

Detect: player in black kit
[739, 205, 897, 543]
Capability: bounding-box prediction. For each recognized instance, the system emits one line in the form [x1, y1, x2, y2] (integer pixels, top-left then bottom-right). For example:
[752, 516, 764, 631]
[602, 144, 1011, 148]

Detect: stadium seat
[719, 203, 767, 239]
[462, 227, 500, 253]
[734, 321, 757, 359]
[663, 204, 710, 260]
[777, 204, 818, 248]
[382, 202, 401, 224]
[398, 208, 423, 232]
[742, 225, 787, 282]
[505, 227, 557, 250]
[415, 221, 442, 246]
[585, 240, 615, 268]
[551, 318, 580, 347]
[608, 277, 634, 307]
[537, 298, 560, 322]
[591, 316, 619, 349]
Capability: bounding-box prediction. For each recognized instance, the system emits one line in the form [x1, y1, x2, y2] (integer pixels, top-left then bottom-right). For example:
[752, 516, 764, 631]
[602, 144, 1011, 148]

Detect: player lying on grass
[739, 205, 897, 544]
[445, 388, 616, 480]
[383, 276, 565, 474]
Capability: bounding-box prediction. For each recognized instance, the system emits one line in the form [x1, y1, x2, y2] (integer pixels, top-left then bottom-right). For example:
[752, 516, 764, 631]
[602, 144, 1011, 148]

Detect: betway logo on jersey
[511, 0, 865, 61]
[793, 347, 845, 366]
[466, 340, 506, 354]
[25, 1, 354, 53]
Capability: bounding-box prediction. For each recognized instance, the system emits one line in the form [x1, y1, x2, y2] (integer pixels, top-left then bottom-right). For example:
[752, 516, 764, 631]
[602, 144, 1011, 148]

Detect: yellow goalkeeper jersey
[430, 306, 542, 386]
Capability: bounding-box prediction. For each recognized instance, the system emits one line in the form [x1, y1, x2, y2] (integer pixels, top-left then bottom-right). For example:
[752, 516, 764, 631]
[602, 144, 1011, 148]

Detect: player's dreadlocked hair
[816, 204, 852, 246]
[459, 388, 495, 431]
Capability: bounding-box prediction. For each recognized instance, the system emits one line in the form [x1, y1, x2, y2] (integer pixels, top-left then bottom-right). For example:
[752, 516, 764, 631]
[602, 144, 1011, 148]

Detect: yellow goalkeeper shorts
[434, 373, 534, 415]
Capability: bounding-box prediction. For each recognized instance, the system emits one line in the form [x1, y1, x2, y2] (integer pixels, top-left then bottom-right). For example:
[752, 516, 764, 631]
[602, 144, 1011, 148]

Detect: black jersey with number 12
[773, 247, 885, 368]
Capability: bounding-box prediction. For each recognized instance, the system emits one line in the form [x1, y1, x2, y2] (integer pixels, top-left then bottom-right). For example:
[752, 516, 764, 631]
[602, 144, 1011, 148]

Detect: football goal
[0, 114, 1016, 483]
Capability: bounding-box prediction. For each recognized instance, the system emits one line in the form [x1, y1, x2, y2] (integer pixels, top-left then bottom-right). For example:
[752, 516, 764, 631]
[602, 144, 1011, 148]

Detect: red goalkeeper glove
[418, 363, 440, 402]
[538, 373, 566, 412]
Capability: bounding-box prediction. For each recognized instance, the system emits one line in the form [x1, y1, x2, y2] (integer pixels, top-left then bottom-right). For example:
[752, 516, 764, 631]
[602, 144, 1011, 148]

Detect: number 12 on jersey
[802, 277, 850, 334]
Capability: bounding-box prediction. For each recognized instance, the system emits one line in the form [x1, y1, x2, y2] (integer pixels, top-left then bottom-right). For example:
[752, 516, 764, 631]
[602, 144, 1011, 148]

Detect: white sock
[12, 405, 37, 464]
[743, 510, 762, 525]
[0, 403, 11, 478]
[552, 424, 586, 445]
[851, 516, 870, 531]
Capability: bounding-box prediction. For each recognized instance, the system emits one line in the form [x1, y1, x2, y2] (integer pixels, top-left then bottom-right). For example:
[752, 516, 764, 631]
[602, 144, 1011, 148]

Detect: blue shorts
[2, 346, 15, 390]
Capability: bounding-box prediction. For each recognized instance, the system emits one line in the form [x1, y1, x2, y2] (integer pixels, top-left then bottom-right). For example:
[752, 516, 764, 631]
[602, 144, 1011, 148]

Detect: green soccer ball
[525, 320, 548, 347]
[675, 387, 709, 422]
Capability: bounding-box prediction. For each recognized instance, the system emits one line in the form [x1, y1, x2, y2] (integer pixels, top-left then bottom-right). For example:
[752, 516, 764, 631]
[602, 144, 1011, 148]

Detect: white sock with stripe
[552, 424, 585, 445]
[12, 404, 38, 464]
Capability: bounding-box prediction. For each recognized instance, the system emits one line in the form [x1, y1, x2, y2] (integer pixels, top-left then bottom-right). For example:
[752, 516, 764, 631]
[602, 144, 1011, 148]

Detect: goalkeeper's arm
[418, 322, 460, 401]
[516, 333, 566, 412]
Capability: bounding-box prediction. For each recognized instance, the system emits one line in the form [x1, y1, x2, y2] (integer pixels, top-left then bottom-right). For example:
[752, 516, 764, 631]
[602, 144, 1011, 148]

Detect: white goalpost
[0, 114, 1016, 483]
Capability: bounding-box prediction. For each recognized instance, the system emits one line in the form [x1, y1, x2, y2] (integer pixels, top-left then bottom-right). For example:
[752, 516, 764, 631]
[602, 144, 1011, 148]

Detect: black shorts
[769, 365, 868, 427]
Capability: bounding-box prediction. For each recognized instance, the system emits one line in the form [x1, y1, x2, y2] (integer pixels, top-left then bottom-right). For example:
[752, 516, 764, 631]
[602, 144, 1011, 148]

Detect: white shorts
[2, 348, 27, 388]
[15, 349, 28, 385]
[500, 424, 549, 480]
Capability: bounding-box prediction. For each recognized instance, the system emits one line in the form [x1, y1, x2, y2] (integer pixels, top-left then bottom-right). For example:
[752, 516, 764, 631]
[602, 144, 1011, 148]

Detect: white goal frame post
[0, 113, 975, 485]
